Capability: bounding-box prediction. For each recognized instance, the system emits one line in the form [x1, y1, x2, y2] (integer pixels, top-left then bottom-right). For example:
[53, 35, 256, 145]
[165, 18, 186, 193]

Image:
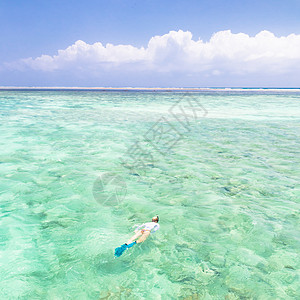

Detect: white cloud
[6, 30, 300, 76]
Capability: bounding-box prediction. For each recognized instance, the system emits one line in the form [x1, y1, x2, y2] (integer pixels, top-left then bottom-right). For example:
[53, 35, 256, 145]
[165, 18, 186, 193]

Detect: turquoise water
[0, 90, 299, 299]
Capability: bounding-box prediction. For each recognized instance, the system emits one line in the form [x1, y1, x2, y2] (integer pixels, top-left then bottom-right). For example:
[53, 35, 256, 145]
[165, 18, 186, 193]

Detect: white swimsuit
[136, 222, 160, 233]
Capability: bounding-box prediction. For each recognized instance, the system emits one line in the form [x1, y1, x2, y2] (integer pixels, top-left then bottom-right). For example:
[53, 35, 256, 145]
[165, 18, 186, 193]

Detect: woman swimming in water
[114, 216, 159, 257]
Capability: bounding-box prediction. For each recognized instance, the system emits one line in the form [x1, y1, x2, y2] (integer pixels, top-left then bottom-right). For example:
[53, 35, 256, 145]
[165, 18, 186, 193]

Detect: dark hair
[152, 215, 159, 222]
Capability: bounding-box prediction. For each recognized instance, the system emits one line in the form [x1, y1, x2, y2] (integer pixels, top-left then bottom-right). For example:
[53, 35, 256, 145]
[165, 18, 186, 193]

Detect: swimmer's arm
[151, 224, 160, 233]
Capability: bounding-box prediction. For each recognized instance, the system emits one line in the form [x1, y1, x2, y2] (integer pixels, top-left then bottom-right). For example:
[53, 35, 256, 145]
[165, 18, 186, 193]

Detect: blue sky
[1, 0, 300, 87]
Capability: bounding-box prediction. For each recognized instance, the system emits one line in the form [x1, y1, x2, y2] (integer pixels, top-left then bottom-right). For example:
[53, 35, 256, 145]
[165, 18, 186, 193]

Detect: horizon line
[1, 86, 300, 92]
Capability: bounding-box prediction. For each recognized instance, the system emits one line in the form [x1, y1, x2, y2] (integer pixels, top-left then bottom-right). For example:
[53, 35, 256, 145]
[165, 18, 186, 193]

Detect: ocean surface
[0, 90, 299, 299]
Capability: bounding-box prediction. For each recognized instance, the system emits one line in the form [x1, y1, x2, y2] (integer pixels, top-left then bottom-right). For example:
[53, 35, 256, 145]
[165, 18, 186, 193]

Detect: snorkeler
[114, 216, 160, 257]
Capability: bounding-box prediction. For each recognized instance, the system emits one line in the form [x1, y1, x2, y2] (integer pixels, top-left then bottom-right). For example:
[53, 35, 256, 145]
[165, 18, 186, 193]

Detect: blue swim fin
[127, 241, 136, 248]
[114, 242, 136, 257]
[114, 244, 127, 257]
